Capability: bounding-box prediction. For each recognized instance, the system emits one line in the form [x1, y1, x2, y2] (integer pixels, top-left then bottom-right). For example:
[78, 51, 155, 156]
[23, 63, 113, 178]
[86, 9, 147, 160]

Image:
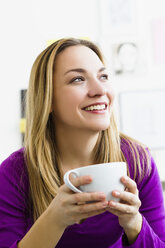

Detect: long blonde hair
[24, 38, 150, 221]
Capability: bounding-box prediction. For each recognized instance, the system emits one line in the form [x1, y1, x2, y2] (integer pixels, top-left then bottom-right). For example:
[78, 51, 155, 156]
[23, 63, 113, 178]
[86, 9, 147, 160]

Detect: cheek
[64, 92, 83, 109]
[54, 88, 83, 112]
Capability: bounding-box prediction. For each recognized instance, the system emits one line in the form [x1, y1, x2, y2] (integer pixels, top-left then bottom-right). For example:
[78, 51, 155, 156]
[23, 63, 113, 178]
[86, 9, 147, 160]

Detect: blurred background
[0, 0, 165, 195]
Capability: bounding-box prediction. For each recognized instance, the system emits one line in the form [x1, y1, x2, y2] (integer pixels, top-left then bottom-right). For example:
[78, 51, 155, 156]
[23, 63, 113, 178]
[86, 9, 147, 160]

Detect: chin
[90, 124, 110, 132]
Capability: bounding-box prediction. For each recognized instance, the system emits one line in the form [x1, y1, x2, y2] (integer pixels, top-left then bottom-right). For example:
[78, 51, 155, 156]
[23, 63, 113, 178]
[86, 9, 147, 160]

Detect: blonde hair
[24, 38, 150, 221]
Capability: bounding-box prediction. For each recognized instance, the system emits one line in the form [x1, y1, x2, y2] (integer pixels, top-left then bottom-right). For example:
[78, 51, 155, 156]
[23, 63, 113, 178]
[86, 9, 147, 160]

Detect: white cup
[64, 162, 127, 201]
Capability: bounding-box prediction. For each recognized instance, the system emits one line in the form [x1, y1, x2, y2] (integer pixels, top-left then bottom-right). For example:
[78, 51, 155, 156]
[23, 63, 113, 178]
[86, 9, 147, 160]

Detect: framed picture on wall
[99, 0, 137, 35]
[119, 89, 165, 149]
[110, 41, 147, 76]
[112, 42, 138, 75]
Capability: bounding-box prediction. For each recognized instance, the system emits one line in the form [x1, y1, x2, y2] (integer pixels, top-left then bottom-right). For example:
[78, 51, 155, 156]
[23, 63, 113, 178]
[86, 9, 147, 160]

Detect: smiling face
[52, 45, 115, 133]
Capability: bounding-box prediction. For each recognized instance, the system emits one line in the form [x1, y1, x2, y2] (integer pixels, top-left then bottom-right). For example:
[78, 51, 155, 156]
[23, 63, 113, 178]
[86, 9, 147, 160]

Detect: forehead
[54, 45, 103, 73]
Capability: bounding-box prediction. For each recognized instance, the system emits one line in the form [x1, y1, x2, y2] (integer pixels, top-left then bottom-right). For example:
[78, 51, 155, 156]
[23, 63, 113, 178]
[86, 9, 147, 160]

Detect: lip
[82, 102, 108, 109]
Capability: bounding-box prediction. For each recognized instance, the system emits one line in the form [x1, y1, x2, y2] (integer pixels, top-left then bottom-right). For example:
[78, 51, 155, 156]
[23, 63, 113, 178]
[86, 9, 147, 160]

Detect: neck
[55, 127, 99, 172]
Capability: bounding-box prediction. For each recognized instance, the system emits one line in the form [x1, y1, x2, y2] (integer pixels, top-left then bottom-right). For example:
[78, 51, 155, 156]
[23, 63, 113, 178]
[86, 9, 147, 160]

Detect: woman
[0, 38, 165, 248]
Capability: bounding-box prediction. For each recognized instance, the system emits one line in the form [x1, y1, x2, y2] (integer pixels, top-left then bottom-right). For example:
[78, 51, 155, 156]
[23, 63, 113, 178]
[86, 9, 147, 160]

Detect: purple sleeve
[0, 150, 32, 248]
[123, 216, 165, 248]
[9, 240, 20, 248]
[122, 155, 165, 247]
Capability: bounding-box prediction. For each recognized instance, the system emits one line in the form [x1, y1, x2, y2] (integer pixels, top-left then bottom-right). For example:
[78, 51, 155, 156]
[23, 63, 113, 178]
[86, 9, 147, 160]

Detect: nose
[87, 78, 106, 98]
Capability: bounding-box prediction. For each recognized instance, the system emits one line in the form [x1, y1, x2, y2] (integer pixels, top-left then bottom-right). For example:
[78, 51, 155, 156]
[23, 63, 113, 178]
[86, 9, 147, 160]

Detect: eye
[70, 76, 85, 84]
[100, 74, 109, 81]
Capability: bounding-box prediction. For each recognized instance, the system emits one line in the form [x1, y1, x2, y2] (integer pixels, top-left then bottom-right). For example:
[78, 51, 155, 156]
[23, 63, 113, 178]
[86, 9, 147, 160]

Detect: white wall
[0, 0, 100, 162]
[0, 0, 165, 183]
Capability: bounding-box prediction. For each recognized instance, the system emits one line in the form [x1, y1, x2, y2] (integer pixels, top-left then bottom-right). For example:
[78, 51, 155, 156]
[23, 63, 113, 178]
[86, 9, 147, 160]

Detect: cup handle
[63, 170, 82, 193]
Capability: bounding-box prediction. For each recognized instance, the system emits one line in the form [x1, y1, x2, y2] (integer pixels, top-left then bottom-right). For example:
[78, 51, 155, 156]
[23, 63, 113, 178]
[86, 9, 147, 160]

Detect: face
[52, 45, 115, 133]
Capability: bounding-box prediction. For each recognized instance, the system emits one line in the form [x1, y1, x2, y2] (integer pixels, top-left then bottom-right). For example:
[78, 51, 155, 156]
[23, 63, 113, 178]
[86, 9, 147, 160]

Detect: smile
[84, 104, 107, 111]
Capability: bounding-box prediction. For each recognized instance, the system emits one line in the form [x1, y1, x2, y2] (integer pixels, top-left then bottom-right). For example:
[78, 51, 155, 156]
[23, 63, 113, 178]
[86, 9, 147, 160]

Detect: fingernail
[122, 176, 127, 182]
[110, 201, 116, 207]
[114, 191, 120, 196]
[86, 176, 92, 182]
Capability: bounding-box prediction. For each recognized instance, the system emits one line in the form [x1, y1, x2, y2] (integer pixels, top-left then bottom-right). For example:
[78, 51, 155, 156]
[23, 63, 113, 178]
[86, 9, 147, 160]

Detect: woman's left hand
[107, 176, 142, 244]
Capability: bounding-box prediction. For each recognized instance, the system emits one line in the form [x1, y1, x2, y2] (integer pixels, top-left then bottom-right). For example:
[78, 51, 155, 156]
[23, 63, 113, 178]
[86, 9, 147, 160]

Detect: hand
[107, 176, 142, 244]
[49, 175, 108, 229]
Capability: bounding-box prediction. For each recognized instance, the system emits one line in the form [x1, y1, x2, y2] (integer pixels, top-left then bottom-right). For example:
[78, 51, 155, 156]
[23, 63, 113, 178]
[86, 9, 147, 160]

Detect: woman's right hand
[48, 175, 108, 229]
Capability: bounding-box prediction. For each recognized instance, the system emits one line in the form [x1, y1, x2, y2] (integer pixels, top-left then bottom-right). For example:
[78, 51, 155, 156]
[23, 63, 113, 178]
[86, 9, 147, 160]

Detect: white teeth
[84, 104, 106, 111]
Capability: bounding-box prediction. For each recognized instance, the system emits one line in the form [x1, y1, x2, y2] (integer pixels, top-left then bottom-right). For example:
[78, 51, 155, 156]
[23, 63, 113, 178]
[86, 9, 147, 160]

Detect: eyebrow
[64, 67, 106, 75]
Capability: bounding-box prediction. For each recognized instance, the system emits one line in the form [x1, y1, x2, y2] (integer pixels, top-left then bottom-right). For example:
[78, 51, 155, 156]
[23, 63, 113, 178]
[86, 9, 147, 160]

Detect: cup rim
[74, 162, 126, 170]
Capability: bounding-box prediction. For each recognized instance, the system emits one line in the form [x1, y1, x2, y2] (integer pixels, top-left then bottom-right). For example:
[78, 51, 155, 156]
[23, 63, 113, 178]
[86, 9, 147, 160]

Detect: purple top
[0, 144, 165, 248]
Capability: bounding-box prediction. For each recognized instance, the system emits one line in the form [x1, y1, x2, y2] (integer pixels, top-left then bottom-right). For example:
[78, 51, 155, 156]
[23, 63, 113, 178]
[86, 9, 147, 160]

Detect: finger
[82, 208, 107, 219]
[75, 199, 108, 214]
[70, 174, 93, 188]
[120, 176, 138, 195]
[108, 201, 136, 215]
[111, 190, 141, 207]
[75, 208, 107, 223]
[72, 191, 106, 204]
[61, 175, 92, 193]
[60, 183, 75, 193]
[107, 207, 126, 217]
